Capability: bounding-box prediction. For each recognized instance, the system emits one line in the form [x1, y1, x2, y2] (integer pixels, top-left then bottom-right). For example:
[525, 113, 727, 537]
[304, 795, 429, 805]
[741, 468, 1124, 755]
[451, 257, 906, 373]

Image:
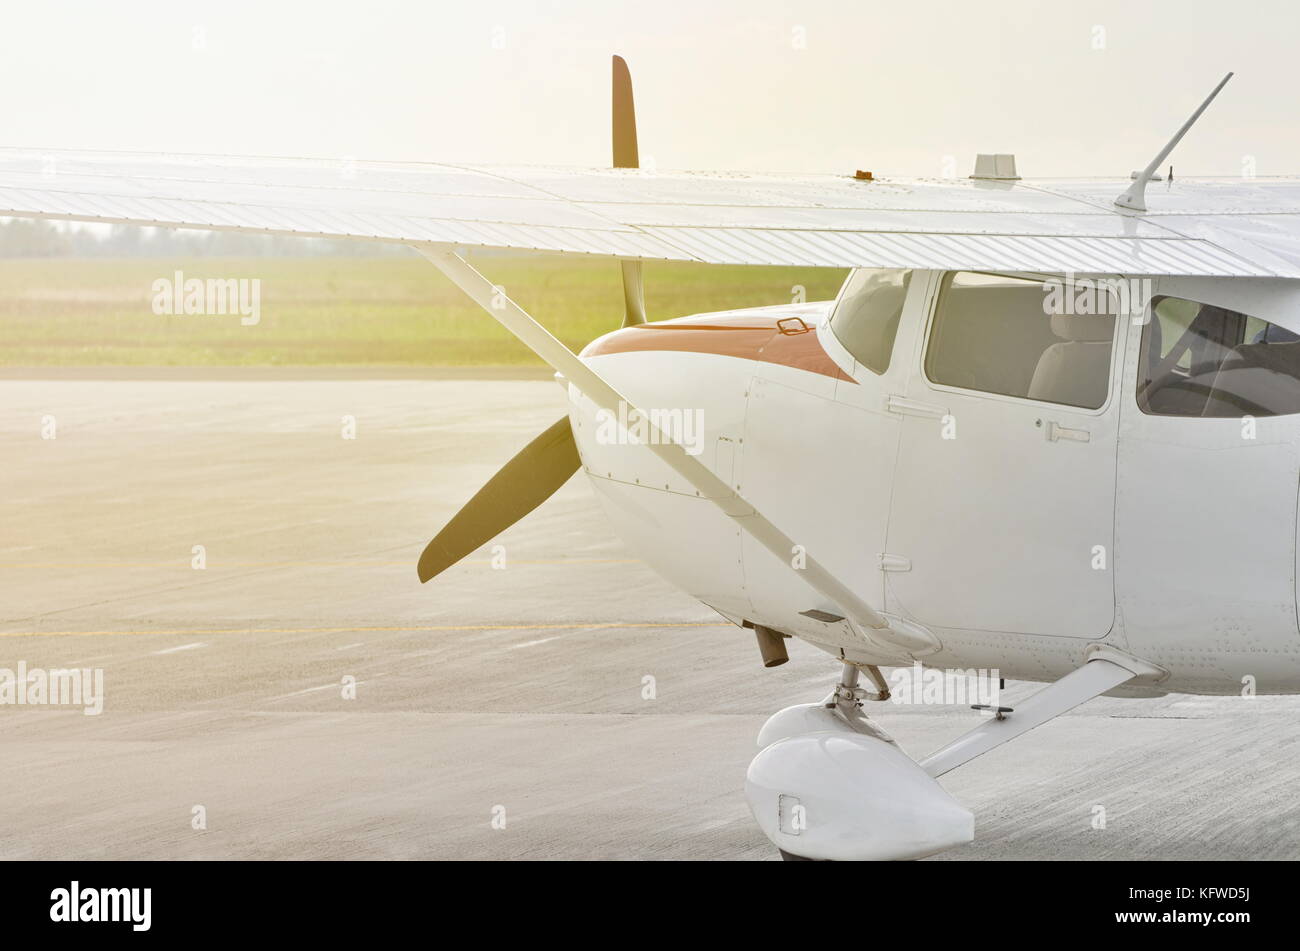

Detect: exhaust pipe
[754, 625, 789, 668]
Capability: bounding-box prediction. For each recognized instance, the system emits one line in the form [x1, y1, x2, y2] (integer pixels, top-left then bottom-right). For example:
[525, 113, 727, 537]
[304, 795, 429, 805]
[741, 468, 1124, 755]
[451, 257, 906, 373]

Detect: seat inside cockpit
[1138, 296, 1300, 418]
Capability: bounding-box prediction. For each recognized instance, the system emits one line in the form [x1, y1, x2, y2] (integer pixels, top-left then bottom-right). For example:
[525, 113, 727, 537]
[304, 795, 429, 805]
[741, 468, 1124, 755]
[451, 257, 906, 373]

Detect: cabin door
[882, 271, 1125, 638]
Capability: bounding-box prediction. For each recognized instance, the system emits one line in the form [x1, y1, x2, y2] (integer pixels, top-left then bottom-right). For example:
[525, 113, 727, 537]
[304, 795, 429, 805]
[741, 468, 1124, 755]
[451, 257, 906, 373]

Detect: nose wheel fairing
[746, 663, 974, 862]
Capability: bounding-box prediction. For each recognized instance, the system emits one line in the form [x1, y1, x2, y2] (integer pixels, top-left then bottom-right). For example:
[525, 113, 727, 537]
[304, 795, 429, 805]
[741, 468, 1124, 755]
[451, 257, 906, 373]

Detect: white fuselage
[570, 269, 1300, 696]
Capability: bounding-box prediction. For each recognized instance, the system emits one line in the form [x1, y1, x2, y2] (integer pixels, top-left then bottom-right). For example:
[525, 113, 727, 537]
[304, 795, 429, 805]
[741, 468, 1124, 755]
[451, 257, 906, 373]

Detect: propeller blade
[417, 415, 581, 583]
[418, 56, 643, 585]
[612, 54, 647, 327]
[612, 54, 639, 169]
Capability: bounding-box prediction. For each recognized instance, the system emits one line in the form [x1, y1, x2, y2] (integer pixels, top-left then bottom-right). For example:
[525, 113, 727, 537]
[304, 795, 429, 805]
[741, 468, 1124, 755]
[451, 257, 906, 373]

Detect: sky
[3, 0, 1299, 180]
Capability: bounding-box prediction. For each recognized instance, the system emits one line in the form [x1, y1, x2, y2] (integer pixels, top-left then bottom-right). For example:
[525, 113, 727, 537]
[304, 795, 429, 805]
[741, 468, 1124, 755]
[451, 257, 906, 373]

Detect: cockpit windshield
[828, 268, 912, 375]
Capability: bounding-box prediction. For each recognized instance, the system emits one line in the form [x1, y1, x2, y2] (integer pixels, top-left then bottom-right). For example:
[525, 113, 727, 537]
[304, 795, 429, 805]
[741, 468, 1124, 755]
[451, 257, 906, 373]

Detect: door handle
[886, 395, 948, 419]
[1044, 420, 1090, 443]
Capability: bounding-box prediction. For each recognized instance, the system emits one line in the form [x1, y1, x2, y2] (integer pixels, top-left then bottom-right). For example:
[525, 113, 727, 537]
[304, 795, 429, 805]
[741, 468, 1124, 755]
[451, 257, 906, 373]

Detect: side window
[925, 271, 1116, 410]
[1137, 295, 1300, 417]
[828, 268, 912, 374]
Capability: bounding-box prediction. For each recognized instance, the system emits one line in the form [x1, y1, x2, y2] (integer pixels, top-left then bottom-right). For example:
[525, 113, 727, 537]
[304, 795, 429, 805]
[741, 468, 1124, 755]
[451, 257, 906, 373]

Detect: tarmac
[1, 377, 1296, 860]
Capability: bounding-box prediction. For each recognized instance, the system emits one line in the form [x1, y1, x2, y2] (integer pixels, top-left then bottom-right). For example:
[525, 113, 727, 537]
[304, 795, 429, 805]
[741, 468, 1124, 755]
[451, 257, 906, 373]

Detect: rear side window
[1137, 295, 1300, 417]
[829, 268, 911, 374]
[925, 271, 1116, 409]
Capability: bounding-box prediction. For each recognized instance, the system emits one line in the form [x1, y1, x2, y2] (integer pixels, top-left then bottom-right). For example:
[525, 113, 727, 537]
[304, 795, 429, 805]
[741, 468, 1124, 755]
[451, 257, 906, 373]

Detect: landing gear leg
[823, 662, 896, 746]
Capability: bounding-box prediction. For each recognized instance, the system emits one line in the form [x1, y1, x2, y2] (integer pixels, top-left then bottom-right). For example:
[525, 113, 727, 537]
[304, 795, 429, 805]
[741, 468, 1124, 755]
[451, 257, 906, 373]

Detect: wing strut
[415, 245, 938, 658]
[918, 648, 1166, 778]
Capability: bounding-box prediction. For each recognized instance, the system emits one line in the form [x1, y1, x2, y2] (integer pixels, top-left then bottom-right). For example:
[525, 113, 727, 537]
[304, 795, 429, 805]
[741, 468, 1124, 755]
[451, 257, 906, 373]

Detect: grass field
[0, 255, 847, 366]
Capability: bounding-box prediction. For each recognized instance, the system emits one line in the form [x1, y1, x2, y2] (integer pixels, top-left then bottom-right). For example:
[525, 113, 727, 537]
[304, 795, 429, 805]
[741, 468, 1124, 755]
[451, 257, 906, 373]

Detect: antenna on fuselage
[1114, 72, 1233, 213]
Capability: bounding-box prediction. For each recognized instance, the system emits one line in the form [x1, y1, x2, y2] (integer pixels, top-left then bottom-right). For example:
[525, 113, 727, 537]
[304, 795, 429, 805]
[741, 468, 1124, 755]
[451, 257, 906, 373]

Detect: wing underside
[1, 148, 1297, 276]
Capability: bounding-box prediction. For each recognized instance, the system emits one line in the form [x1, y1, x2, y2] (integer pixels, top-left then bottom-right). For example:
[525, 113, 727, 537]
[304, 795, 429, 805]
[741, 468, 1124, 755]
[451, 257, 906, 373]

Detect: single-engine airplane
[4, 60, 1299, 860]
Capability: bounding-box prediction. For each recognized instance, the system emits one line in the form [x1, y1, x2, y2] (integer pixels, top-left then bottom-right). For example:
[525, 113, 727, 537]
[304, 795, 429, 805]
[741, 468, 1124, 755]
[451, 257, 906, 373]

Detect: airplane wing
[1, 148, 1299, 276]
[5, 145, 1299, 658]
